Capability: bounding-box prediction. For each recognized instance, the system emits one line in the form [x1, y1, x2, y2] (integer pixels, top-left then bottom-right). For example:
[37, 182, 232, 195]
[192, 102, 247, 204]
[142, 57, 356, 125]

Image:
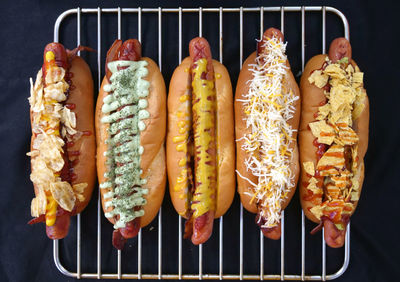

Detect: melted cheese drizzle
[238, 36, 298, 228]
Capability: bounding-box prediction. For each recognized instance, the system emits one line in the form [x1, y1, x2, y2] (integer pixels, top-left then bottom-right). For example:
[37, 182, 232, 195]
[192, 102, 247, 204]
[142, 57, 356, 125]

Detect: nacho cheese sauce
[305, 56, 365, 228]
[191, 58, 217, 218]
[28, 51, 87, 226]
[99, 60, 150, 229]
[237, 36, 299, 228]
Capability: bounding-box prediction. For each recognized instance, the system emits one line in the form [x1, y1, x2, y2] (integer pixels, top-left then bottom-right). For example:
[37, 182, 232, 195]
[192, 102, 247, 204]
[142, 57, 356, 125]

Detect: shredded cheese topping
[237, 36, 299, 228]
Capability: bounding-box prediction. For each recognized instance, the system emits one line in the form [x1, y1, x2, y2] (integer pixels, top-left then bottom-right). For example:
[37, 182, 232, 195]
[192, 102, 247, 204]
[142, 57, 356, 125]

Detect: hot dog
[299, 37, 369, 248]
[167, 37, 235, 245]
[28, 43, 96, 239]
[235, 28, 300, 240]
[96, 39, 166, 249]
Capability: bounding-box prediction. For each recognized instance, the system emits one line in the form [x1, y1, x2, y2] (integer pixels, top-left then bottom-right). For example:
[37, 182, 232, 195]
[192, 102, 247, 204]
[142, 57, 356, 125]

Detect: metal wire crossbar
[53, 6, 350, 280]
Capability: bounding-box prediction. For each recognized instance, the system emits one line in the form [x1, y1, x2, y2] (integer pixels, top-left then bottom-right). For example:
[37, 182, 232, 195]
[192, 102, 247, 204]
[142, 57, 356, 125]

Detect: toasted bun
[30, 56, 95, 214]
[68, 56, 96, 214]
[96, 57, 166, 228]
[235, 51, 300, 214]
[299, 55, 369, 223]
[167, 57, 235, 219]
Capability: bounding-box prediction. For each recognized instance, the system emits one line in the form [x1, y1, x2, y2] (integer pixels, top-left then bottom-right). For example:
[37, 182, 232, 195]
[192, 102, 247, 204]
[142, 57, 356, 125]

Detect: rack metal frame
[53, 6, 350, 280]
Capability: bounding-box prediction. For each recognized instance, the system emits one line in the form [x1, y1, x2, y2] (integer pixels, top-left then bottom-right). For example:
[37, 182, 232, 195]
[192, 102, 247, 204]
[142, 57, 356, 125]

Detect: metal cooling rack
[52, 6, 350, 280]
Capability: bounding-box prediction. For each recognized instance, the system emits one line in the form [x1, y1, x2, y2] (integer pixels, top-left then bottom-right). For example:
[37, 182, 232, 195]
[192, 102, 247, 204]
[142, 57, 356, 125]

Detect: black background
[1, 0, 399, 281]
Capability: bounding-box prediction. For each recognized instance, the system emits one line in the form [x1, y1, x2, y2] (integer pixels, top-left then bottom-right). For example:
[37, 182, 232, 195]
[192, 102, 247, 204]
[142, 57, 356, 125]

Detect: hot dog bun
[235, 28, 300, 239]
[28, 43, 96, 239]
[67, 56, 96, 214]
[96, 57, 166, 229]
[167, 57, 235, 220]
[299, 37, 369, 247]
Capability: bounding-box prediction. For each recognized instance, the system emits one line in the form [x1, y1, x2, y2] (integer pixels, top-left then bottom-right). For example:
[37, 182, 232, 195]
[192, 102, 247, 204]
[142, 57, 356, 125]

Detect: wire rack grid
[52, 6, 350, 281]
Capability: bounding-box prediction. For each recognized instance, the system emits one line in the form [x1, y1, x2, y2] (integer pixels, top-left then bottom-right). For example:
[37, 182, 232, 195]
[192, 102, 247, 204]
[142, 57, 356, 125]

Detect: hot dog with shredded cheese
[28, 43, 96, 239]
[299, 37, 369, 248]
[96, 39, 166, 249]
[235, 28, 300, 239]
[167, 37, 235, 245]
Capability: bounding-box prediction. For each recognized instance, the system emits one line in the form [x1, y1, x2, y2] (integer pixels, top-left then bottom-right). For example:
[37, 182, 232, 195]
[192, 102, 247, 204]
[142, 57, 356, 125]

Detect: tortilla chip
[310, 205, 324, 220]
[303, 162, 315, 176]
[309, 120, 335, 145]
[308, 70, 329, 88]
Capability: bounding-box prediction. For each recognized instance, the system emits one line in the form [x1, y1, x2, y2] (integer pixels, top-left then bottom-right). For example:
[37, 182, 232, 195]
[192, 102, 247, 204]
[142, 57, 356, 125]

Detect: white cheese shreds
[237, 35, 299, 228]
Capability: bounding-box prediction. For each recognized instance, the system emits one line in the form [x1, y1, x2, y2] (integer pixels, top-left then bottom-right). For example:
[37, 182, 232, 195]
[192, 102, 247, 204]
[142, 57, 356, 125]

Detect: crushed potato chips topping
[28, 66, 87, 218]
[237, 35, 299, 228]
[304, 57, 366, 222]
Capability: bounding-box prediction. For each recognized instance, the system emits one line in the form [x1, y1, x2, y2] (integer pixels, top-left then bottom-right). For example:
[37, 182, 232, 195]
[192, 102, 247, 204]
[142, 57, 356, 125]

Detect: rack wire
[52, 6, 351, 280]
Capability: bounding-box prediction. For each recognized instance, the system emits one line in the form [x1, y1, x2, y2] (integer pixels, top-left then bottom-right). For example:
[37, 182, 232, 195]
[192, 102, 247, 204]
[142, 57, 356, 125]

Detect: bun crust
[167, 57, 235, 219]
[96, 57, 166, 227]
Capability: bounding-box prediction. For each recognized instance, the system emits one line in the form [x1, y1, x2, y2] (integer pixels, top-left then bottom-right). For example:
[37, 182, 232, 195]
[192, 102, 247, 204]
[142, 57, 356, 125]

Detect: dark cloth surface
[0, 0, 398, 281]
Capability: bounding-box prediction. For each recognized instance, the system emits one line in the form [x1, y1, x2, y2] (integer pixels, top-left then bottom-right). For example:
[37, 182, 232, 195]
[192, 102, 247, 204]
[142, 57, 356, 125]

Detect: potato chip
[45, 66, 65, 84]
[50, 181, 76, 212]
[31, 189, 47, 217]
[44, 81, 68, 102]
[61, 107, 77, 135]
[73, 183, 88, 202]
[29, 70, 45, 113]
[30, 157, 56, 190]
[38, 134, 65, 172]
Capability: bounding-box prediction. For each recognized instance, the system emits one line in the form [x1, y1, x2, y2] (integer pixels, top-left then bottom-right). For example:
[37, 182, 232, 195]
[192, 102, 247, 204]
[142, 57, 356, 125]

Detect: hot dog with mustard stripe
[299, 37, 369, 248]
[96, 39, 166, 249]
[235, 28, 300, 239]
[167, 37, 235, 245]
[28, 43, 96, 239]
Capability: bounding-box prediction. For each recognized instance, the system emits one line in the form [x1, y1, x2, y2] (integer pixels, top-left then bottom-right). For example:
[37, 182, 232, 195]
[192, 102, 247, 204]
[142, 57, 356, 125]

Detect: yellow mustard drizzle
[45, 192, 57, 226]
[45, 51, 55, 62]
[191, 58, 217, 218]
[44, 51, 60, 226]
[172, 94, 192, 212]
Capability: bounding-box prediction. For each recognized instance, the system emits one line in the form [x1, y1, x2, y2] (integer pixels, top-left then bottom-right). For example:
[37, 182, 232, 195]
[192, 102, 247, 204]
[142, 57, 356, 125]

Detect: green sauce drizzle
[100, 60, 150, 229]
